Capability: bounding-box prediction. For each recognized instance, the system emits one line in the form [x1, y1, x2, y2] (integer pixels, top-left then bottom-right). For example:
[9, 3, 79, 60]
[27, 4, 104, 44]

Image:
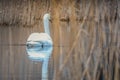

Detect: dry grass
[0, 0, 119, 80]
[51, 0, 120, 80]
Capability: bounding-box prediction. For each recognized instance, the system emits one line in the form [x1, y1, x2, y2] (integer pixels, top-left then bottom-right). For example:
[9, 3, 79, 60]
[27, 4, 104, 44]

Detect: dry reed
[0, 0, 119, 80]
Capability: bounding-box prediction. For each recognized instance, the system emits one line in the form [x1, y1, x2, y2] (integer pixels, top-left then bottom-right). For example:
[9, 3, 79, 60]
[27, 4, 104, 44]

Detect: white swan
[26, 13, 53, 80]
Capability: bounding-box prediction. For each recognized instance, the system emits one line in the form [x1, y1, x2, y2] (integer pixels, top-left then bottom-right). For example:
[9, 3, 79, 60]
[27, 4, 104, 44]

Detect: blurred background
[0, 0, 120, 80]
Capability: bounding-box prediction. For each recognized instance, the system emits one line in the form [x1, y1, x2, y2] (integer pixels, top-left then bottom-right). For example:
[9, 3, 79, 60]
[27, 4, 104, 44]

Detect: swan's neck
[43, 18, 50, 35]
[42, 59, 49, 80]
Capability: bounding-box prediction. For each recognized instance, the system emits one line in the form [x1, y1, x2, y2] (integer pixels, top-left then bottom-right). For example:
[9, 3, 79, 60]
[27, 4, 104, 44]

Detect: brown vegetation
[0, 0, 119, 80]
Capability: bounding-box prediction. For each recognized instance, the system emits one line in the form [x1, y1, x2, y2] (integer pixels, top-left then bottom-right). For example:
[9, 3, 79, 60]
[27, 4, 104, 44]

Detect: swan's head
[43, 13, 50, 20]
[26, 33, 53, 62]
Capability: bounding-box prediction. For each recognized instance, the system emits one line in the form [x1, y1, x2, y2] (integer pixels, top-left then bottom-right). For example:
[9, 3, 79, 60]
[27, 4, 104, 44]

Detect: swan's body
[26, 33, 53, 61]
[26, 13, 53, 80]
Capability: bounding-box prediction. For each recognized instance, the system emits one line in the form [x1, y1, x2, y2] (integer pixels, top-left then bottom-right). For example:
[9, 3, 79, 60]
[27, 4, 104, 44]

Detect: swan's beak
[49, 18, 52, 23]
